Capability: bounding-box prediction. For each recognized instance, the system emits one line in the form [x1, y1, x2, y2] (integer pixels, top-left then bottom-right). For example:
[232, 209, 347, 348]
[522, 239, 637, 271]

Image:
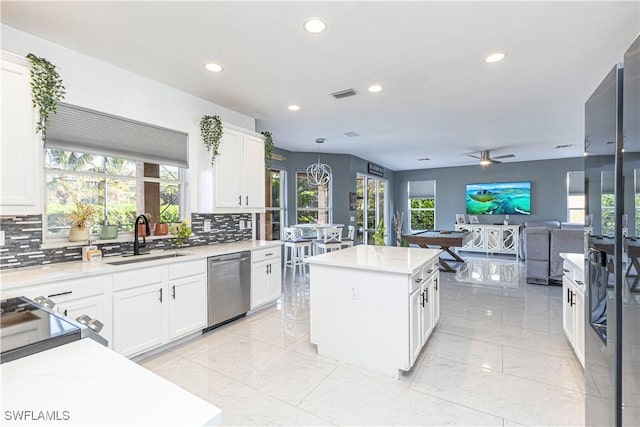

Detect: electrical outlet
[350, 216, 355, 222]
[350, 286, 358, 300]
[238, 220, 244, 230]
[0, 230, 4, 246]
[246, 220, 252, 229]
[203, 220, 211, 232]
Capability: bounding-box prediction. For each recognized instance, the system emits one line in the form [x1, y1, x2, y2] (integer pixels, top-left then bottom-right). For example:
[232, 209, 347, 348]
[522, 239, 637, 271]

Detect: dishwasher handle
[209, 257, 249, 266]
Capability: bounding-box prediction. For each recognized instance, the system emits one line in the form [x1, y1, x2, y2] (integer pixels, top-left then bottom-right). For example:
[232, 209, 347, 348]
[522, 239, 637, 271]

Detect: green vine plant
[26, 53, 66, 144]
[199, 115, 224, 165]
[261, 131, 273, 169]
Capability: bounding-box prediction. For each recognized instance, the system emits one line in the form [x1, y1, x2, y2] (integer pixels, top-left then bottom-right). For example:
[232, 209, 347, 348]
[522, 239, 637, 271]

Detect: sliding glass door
[356, 174, 387, 245]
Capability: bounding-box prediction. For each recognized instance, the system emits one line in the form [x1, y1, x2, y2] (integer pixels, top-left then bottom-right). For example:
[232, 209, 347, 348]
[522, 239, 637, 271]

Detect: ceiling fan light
[480, 159, 491, 166]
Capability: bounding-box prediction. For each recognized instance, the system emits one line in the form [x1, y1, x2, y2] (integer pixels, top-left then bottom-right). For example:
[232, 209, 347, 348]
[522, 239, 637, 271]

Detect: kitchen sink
[106, 253, 187, 265]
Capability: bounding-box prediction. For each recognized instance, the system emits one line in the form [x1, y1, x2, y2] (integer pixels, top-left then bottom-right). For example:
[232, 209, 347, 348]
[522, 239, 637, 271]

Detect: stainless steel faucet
[133, 214, 150, 255]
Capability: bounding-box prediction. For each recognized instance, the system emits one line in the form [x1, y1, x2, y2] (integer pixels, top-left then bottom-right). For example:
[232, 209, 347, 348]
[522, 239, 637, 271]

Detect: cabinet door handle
[266, 253, 273, 256]
[567, 288, 571, 304]
[425, 288, 429, 303]
[48, 291, 72, 298]
[426, 269, 433, 274]
[159, 288, 163, 303]
[576, 280, 583, 286]
[245, 196, 249, 205]
[64, 309, 68, 317]
[435, 278, 438, 291]
[420, 291, 425, 308]
[171, 285, 176, 299]
[415, 278, 423, 283]
[563, 269, 570, 273]
[570, 291, 575, 307]
[238, 196, 242, 205]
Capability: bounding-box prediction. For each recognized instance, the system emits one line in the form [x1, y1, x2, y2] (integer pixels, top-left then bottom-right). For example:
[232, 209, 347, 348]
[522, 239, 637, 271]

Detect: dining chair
[283, 227, 313, 281]
[313, 227, 343, 254]
[341, 225, 356, 248]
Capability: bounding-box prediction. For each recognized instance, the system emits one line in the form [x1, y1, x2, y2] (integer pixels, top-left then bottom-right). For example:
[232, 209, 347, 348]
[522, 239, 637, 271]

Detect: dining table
[293, 223, 345, 240]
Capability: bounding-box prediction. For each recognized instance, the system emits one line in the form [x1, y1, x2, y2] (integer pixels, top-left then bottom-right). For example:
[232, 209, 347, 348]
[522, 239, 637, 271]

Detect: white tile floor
[140, 254, 585, 426]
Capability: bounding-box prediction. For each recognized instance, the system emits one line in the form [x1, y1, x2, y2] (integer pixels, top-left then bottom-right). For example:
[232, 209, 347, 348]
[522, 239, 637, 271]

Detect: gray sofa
[520, 221, 584, 285]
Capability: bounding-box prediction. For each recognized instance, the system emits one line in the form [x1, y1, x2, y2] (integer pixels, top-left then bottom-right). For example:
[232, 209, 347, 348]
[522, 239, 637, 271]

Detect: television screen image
[466, 181, 531, 215]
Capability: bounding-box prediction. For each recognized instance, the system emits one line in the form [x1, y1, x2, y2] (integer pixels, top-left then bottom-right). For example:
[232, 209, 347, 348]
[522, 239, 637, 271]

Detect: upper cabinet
[0, 52, 43, 215]
[199, 124, 265, 213]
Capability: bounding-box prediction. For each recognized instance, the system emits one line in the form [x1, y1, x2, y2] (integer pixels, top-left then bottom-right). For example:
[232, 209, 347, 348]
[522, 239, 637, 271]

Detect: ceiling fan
[467, 150, 515, 165]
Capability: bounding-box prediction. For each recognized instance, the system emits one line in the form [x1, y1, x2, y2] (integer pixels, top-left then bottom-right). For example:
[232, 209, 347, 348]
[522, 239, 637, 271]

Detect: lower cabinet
[562, 260, 585, 367]
[112, 260, 207, 358]
[251, 248, 282, 309]
[408, 263, 439, 368]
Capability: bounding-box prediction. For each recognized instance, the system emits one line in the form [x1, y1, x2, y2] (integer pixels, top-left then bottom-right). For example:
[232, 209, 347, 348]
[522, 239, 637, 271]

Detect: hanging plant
[261, 131, 274, 169]
[26, 53, 66, 144]
[199, 115, 223, 165]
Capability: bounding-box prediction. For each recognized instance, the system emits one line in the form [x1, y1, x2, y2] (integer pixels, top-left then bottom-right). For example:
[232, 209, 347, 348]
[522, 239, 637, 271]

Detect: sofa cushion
[549, 229, 584, 280]
[560, 222, 584, 230]
[524, 220, 561, 229]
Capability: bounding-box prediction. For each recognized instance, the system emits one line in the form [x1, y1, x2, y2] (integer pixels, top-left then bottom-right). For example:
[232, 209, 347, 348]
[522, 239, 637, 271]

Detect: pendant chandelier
[306, 158, 332, 186]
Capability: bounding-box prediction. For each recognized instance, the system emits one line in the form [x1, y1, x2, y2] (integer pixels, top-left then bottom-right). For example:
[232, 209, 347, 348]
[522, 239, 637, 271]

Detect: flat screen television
[466, 181, 531, 215]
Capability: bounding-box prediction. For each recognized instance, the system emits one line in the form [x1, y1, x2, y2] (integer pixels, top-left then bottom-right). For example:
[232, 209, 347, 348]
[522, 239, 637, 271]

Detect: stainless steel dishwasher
[206, 251, 251, 330]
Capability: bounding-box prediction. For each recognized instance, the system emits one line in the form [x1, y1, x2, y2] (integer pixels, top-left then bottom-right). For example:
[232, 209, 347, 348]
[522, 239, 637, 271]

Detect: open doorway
[356, 174, 387, 245]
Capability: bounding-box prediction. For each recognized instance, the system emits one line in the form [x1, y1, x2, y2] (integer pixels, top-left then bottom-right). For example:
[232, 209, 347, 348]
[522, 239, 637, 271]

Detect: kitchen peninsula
[306, 245, 442, 379]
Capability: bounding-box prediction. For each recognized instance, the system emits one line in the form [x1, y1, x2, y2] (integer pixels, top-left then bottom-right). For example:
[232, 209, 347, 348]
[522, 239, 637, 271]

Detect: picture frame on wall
[349, 192, 358, 211]
[455, 214, 466, 224]
[469, 215, 479, 224]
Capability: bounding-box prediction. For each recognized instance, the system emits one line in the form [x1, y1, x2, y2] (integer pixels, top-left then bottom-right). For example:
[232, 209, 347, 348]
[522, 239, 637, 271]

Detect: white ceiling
[1, 1, 638, 171]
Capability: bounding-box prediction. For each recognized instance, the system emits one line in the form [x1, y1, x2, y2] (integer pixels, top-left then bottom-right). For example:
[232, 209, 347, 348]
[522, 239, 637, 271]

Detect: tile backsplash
[0, 213, 252, 270]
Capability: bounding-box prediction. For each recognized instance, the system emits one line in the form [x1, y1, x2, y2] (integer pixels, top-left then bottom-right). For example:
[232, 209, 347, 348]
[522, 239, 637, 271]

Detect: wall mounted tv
[466, 181, 531, 215]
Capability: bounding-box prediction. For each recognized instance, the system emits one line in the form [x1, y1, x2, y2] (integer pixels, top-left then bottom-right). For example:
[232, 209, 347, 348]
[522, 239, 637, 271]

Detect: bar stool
[283, 227, 313, 281]
[313, 227, 343, 254]
[341, 225, 356, 248]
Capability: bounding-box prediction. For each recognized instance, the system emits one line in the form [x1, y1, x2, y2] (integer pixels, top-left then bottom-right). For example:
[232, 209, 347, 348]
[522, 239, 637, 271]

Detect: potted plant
[261, 131, 273, 168]
[67, 200, 96, 242]
[170, 219, 192, 246]
[26, 53, 66, 144]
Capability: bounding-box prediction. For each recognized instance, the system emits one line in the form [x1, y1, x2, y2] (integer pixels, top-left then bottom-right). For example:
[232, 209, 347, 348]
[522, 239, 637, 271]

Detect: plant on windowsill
[393, 211, 409, 247]
[67, 199, 97, 242]
[170, 219, 192, 246]
[199, 115, 223, 165]
[26, 53, 66, 144]
[261, 131, 273, 168]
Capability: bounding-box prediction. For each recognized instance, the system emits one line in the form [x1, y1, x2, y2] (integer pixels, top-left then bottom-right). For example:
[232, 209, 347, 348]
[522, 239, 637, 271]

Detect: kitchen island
[306, 245, 442, 379]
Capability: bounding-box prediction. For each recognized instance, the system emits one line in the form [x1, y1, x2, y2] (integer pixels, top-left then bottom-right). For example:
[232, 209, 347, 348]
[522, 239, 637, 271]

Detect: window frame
[566, 171, 585, 224]
[295, 170, 332, 225]
[43, 149, 185, 243]
[264, 167, 286, 240]
[408, 197, 436, 232]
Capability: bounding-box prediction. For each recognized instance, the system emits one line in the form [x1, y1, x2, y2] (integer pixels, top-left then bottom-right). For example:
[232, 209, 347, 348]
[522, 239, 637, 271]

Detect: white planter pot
[69, 225, 89, 242]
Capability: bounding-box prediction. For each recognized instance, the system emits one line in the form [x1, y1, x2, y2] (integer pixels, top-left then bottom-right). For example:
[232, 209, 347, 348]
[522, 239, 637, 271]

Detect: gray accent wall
[394, 157, 584, 235]
[270, 148, 396, 234]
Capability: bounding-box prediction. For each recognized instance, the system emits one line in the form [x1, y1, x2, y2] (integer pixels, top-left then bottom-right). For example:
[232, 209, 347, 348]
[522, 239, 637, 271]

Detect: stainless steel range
[0, 296, 108, 364]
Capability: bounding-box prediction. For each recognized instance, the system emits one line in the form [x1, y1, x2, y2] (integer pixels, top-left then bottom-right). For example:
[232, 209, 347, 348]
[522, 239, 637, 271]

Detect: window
[264, 169, 286, 240]
[567, 171, 585, 223]
[296, 171, 331, 225]
[408, 180, 435, 231]
[45, 148, 182, 238]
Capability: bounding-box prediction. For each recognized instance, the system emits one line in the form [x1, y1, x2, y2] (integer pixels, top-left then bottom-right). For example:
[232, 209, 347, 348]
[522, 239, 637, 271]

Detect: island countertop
[305, 245, 442, 274]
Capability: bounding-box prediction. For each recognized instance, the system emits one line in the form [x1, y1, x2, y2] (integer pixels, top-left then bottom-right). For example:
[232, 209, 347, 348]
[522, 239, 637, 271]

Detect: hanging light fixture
[306, 158, 332, 186]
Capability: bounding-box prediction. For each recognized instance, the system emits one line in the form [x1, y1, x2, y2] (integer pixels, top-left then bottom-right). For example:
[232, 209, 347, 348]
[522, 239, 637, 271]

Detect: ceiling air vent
[331, 88, 358, 99]
[345, 132, 359, 137]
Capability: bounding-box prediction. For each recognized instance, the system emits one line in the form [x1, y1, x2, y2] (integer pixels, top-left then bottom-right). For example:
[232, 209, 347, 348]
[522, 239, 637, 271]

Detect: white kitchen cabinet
[409, 286, 423, 364]
[112, 268, 165, 357]
[409, 262, 439, 367]
[0, 52, 42, 215]
[201, 124, 265, 213]
[561, 257, 585, 368]
[168, 271, 207, 341]
[455, 224, 519, 256]
[251, 247, 282, 309]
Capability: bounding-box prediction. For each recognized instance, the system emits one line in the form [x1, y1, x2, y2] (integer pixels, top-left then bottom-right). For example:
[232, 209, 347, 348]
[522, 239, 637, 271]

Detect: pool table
[403, 230, 472, 272]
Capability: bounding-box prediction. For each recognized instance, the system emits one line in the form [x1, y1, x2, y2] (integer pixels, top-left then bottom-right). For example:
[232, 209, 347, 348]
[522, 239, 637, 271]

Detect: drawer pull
[47, 291, 72, 298]
[159, 288, 163, 303]
[563, 269, 570, 273]
[265, 253, 274, 256]
[415, 278, 423, 283]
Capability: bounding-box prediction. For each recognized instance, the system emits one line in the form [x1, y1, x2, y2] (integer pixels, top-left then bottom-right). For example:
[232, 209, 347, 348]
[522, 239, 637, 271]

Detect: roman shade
[46, 103, 189, 168]
[567, 171, 585, 195]
[408, 180, 435, 198]
[601, 170, 615, 194]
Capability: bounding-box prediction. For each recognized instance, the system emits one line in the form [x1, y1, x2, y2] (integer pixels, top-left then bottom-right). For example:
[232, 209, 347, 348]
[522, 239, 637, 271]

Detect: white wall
[1, 24, 256, 214]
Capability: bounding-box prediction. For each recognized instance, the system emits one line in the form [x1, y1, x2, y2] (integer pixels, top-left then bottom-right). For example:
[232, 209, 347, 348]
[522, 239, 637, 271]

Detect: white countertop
[560, 252, 585, 274]
[305, 245, 442, 274]
[0, 240, 282, 291]
[0, 339, 221, 426]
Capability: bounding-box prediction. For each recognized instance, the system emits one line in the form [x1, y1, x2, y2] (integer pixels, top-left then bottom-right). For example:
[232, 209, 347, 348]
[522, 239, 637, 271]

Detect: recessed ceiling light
[368, 84, 383, 93]
[204, 62, 223, 72]
[288, 105, 300, 111]
[484, 53, 505, 63]
[304, 18, 327, 34]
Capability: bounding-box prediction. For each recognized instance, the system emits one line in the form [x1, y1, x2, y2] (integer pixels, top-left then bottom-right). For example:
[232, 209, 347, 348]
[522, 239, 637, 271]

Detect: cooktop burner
[0, 297, 81, 364]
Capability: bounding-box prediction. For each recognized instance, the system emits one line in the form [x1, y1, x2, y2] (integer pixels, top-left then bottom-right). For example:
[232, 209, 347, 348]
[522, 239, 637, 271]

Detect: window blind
[408, 180, 435, 198]
[46, 103, 189, 168]
[567, 171, 585, 195]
